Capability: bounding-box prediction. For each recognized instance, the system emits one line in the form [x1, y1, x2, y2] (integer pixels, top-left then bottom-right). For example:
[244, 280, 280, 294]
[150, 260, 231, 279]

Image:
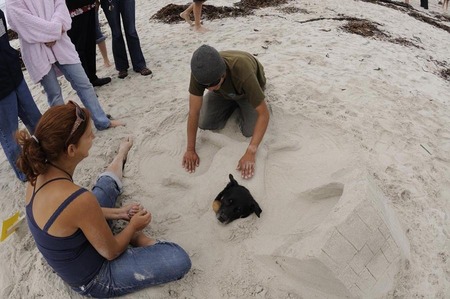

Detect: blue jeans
[95, 10, 107, 44]
[72, 174, 191, 298]
[199, 91, 258, 137]
[0, 79, 41, 181]
[100, 0, 146, 72]
[40, 62, 111, 130]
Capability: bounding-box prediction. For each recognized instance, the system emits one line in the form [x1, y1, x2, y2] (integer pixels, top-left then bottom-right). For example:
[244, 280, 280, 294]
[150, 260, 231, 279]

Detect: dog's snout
[216, 213, 229, 224]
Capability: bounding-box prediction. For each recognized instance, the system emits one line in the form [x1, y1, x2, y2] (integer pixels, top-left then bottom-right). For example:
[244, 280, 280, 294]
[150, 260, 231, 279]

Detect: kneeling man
[182, 44, 270, 179]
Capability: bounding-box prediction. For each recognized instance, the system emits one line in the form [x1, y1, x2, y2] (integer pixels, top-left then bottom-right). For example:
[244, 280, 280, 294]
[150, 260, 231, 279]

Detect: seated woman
[16, 101, 191, 297]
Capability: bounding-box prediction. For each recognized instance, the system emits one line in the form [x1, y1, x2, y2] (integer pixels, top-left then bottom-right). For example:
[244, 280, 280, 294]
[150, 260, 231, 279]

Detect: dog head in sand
[212, 174, 262, 224]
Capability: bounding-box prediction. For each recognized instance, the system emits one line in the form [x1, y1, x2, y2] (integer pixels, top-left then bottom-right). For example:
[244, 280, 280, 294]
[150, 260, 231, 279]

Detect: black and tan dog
[212, 174, 262, 224]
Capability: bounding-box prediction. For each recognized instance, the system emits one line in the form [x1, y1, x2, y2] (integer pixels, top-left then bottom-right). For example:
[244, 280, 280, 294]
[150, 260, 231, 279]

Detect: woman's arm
[51, 0, 72, 33]
[75, 193, 151, 260]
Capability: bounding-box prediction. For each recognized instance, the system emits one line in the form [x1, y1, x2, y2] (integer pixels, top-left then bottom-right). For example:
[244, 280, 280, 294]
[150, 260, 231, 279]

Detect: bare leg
[193, 2, 207, 33]
[180, 4, 194, 26]
[97, 40, 111, 67]
[105, 138, 156, 246]
[105, 136, 133, 179]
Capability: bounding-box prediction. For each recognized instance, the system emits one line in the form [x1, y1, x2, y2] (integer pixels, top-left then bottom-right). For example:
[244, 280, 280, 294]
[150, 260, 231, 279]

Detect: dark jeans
[100, 0, 147, 72]
[420, 0, 428, 9]
[67, 9, 99, 83]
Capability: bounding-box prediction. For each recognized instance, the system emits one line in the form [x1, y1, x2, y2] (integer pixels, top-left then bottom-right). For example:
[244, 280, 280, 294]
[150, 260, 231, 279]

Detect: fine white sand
[0, 0, 449, 298]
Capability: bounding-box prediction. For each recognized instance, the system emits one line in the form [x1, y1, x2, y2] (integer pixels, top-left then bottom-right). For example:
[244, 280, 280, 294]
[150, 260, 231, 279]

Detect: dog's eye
[234, 207, 241, 212]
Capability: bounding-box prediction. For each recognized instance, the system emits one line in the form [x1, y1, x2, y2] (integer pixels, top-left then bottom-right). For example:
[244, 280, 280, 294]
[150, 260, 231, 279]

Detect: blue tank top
[26, 178, 105, 287]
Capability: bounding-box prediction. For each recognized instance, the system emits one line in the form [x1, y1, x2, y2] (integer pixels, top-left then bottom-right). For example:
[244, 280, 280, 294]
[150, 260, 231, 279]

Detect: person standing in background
[0, 9, 41, 181]
[6, 0, 124, 130]
[95, 1, 112, 68]
[180, 0, 207, 33]
[420, 0, 429, 9]
[65, 0, 111, 87]
[100, 0, 152, 79]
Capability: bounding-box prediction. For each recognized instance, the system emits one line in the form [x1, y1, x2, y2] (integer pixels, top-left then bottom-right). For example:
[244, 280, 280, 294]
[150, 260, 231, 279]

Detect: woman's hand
[129, 209, 151, 231]
[45, 41, 56, 48]
[120, 203, 142, 221]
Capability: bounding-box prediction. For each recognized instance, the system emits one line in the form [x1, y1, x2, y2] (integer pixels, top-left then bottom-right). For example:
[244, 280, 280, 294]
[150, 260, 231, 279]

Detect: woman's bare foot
[103, 60, 112, 68]
[106, 136, 133, 177]
[109, 119, 126, 128]
[131, 232, 156, 247]
[118, 136, 133, 164]
[180, 12, 193, 26]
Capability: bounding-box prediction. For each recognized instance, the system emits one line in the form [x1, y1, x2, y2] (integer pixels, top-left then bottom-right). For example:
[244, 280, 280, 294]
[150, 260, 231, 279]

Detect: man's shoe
[118, 70, 128, 79]
[137, 67, 152, 76]
[92, 77, 112, 87]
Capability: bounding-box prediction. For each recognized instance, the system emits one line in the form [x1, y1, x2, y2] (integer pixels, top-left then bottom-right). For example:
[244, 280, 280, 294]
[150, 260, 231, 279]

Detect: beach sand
[0, 0, 449, 298]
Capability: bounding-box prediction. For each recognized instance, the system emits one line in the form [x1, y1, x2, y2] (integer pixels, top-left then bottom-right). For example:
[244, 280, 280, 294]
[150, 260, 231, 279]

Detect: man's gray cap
[191, 45, 226, 85]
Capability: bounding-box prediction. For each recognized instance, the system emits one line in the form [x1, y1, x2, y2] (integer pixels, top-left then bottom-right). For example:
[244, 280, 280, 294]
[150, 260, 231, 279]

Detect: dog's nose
[217, 213, 228, 223]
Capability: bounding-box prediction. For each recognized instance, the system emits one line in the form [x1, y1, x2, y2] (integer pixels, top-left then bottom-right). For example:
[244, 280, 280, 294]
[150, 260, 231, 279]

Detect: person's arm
[237, 100, 270, 179]
[182, 94, 203, 173]
[6, 0, 64, 44]
[51, 0, 72, 33]
[75, 193, 151, 260]
[101, 203, 141, 221]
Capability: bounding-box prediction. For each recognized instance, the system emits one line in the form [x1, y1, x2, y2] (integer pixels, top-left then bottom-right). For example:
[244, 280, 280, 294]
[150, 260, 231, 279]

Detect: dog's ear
[229, 174, 238, 186]
[252, 200, 262, 218]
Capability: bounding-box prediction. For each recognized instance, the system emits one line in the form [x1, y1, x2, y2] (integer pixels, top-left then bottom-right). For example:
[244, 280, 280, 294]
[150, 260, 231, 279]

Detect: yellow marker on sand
[1, 212, 25, 242]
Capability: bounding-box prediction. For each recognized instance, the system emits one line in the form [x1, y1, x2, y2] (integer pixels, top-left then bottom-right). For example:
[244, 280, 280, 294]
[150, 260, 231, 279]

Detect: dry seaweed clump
[277, 6, 307, 14]
[235, 0, 290, 9]
[440, 69, 450, 81]
[390, 37, 421, 49]
[202, 4, 250, 20]
[152, 0, 292, 24]
[341, 20, 387, 38]
[151, 4, 250, 24]
[340, 19, 421, 49]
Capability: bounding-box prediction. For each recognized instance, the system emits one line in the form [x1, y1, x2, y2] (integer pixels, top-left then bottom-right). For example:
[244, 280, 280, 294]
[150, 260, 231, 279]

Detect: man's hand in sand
[237, 150, 256, 180]
[182, 150, 200, 173]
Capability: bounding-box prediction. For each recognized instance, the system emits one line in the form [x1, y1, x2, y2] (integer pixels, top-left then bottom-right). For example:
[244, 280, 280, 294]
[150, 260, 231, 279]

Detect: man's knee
[241, 127, 254, 138]
[198, 120, 225, 131]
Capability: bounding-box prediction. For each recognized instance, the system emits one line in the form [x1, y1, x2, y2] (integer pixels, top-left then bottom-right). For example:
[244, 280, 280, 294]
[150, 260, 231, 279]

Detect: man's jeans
[0, 79, 41, 181]
[101, 0, 146, 72]
[72, 174, 191, 297]
[40, 62, 110, 130]
[199, 91, 258, 137]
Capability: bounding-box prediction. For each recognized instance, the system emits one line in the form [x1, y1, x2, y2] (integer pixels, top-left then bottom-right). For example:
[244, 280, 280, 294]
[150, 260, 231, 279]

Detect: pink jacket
[6, 0, 80, 83]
